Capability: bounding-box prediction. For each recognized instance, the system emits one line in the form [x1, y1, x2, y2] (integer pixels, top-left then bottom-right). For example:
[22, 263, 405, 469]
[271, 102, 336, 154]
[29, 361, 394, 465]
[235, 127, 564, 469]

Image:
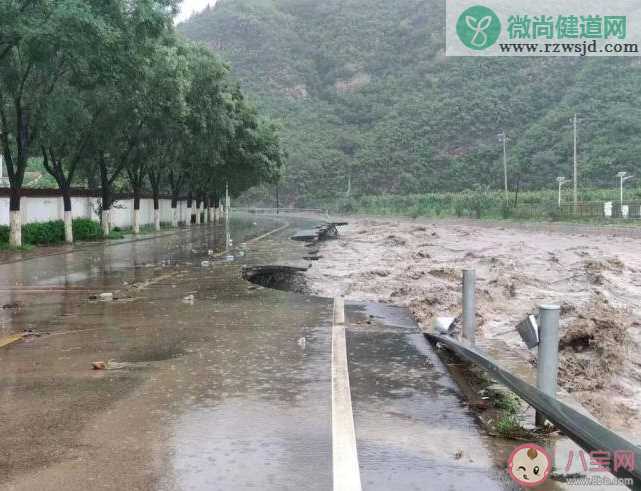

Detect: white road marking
[332, 297, 362, 491]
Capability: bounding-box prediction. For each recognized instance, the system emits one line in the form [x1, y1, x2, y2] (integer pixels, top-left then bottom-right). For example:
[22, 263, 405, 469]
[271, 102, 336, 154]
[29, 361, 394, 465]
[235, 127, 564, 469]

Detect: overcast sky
[176, 0, 218, 23]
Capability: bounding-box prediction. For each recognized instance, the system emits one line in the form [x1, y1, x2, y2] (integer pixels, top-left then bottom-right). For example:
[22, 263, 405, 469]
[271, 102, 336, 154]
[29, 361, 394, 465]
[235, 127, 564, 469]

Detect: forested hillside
[179, 0, 641, 205]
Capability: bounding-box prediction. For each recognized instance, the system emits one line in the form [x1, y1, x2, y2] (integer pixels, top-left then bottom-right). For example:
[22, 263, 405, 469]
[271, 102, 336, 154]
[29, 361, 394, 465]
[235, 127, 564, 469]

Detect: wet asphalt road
[0, 215, 512, 490]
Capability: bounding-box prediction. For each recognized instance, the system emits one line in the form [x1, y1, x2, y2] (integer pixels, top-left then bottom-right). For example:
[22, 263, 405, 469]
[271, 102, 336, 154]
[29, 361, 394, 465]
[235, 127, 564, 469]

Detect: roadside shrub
[107, 229, 125, 240]
[22, 221, 65, 245]
[0, 219, 104, 246]
[72, 219, 102, 241]
[546, 206, 561, 221]
[336, 197, 355, 213]
[501, 203, 513, 219]
[454, 199, 464, 217]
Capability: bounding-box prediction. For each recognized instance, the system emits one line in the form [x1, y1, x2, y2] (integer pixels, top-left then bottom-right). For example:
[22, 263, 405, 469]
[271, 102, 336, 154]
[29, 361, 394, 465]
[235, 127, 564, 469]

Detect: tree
[221, 86, 286, 199]
[3, 0, 283, 246]
[183, 44, 232, 223]
[39, 84, 93, 243]
[83, 0, 177, 237]
[139, 41, 191, 231]
[0, 0, 115, 246]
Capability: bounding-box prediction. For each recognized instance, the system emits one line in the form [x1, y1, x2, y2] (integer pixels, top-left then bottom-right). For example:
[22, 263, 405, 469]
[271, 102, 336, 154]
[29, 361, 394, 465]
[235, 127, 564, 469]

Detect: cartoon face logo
[508, 443, 552, 487]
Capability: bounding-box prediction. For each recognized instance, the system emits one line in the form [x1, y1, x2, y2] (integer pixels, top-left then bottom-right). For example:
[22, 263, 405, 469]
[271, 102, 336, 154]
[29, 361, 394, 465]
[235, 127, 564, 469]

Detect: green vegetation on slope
[179, 0, 641, 206]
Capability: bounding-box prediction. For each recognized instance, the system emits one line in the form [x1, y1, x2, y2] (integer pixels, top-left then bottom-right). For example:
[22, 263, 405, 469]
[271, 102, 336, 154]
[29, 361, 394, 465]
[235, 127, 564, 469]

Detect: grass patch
[0, 243, 34, 252]
[492, 391, 522, 414]
[107, 229, 126, 240]
[495, 414, 530, 439]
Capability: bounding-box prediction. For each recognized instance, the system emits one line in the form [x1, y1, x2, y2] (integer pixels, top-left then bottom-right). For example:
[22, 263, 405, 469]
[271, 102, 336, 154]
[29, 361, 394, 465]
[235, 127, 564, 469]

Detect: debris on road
[2, 302, 21, 310]
[291, 222, 348, 242]
[91, 360, 151, 370]
[183, 294, 195, 304]
[22, 329, 47, 338]
[0, 334, 25, 349]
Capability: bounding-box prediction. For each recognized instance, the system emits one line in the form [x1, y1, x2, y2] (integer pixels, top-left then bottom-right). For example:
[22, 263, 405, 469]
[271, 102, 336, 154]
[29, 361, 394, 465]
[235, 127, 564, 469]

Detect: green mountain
[179, 0, 641, 205]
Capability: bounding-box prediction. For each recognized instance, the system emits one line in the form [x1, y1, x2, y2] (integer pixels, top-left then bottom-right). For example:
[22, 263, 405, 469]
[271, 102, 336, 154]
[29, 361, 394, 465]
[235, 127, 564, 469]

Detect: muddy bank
[305, 218, 641, 439]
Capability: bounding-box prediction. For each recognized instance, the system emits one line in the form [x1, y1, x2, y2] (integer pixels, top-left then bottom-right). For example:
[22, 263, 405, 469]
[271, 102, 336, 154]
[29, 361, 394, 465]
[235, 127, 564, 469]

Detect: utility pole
[225, 182, 231, 249]
[617, 172, 634, 208]
[573, 114, 578, 214]
[556, 177, 567, 208]
[498, 131, 509, 204]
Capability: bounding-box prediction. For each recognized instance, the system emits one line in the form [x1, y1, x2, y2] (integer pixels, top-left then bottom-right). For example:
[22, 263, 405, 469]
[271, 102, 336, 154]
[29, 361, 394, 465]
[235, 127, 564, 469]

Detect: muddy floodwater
[305, 217, 641, 441]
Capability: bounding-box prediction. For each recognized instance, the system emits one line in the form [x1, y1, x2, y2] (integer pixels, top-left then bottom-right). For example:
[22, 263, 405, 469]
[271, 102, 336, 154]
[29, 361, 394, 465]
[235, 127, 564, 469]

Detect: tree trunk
[41, 147, 77, 244]
[171, 196, 178, 228]
[9, 188, 21, 248]
[132, 193, 141, 235]
[214, 195, 221, 224]
[102, 208, 111, 237]
[99, 159, 112, 238]
[153, 195, 161, 232]
[62, 190, 73, 244]
[195, 197, 201, 225]
[186, 194, 193, 227]
[202, 196, 209, 224]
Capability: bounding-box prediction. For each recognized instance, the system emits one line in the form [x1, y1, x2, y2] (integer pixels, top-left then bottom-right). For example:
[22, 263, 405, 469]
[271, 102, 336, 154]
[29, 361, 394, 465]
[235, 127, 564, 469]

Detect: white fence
[0, 194, 193, 228]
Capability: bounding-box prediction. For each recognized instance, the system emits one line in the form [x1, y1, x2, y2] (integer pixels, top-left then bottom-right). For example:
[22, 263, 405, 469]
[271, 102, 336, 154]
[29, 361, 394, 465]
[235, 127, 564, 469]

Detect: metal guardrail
[425, 332, 641, 489]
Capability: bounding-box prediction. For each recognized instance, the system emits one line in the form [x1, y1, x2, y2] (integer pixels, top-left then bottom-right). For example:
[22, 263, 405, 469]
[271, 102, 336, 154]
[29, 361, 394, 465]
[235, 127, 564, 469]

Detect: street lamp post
[556, 177, 567, 208]
[497, 131, 509, 204]
[616, 171, 634, 208]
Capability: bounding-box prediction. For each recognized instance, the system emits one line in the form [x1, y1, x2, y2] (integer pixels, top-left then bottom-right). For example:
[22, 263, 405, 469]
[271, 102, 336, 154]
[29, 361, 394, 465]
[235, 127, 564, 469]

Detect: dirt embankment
[305, 218, 641, 437]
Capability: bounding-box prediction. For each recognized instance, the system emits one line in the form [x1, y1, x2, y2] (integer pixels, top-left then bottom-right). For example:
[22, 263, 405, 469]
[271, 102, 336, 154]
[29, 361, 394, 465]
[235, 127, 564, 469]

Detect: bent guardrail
[425, 331, 641, 489]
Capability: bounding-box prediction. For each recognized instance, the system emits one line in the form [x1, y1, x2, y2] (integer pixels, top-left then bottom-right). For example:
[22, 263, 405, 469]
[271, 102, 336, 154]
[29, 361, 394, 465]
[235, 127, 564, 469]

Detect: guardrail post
[536, 304, 561, 427]
[462, 269, 476, 345]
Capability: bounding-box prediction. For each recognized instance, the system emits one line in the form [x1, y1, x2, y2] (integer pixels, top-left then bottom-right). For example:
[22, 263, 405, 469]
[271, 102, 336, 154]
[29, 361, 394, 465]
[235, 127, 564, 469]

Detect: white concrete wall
[0, 195, 188, 228]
